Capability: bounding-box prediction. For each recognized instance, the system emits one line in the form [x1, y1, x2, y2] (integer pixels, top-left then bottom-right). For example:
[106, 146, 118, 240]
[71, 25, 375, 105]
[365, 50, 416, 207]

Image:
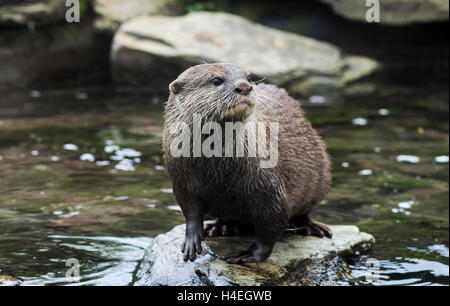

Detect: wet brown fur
[162, 63, 331, 263]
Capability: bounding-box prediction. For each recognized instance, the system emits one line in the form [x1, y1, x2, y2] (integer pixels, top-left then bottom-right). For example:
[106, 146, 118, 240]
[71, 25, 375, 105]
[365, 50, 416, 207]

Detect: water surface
[0, 81, 448, 286]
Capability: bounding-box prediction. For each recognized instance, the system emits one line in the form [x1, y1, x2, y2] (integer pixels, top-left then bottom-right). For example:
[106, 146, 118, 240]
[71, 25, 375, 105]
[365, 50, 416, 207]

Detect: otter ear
[169, 80, 184, 95]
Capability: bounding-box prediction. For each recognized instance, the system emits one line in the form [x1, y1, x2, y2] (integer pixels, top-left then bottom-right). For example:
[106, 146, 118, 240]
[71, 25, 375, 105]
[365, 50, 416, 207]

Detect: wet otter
[163, 63, 332, 264]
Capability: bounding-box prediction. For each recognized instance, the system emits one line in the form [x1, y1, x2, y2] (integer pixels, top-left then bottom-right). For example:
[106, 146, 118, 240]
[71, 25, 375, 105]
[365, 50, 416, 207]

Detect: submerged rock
[0, 274, 20, 286]
[135, 223, 374, 286]
[111, 12, 378, 95]
[319, 0, 449, 25]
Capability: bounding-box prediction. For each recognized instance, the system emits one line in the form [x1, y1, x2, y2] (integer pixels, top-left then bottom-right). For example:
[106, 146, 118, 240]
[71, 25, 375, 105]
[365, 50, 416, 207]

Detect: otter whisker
[255, 93, 284, 108]
[253, 77, 267, 84]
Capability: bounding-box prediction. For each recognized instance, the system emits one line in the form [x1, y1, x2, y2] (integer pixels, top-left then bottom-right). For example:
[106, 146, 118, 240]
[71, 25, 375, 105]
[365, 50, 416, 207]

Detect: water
[0, 80, 448, 286]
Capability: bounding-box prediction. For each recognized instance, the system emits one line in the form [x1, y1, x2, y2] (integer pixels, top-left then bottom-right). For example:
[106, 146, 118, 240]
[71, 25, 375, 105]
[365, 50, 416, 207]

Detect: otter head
[167, 63, 255, 122]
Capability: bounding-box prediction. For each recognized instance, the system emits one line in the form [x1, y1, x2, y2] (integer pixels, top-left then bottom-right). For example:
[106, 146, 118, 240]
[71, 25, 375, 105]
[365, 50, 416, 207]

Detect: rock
[319, 0, 449, 25]
[342, 56, 380, 84]
[111, 12, 379, 95]
[0, 13, 111, 91]
[93, 0, 185, 32]
[0, 0, 112, 91]
[0, 0, 68, 26]
[0, 274, 20, 286]
[134, 223, 375, 286]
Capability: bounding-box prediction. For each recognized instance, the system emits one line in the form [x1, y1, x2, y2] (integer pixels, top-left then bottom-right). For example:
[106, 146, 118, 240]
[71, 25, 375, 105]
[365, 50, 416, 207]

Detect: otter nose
[234, 82, 253, 96]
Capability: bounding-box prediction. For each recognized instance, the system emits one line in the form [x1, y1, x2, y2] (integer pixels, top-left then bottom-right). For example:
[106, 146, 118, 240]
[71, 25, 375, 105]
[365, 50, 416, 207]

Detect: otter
[163, 63, 332, 264]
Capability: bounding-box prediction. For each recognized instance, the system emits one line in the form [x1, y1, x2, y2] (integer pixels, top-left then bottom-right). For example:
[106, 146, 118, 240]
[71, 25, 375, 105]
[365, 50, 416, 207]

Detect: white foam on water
[396, 155, 420, 163]
[358, 169, 373, 175]
[352, 117, 368, 126]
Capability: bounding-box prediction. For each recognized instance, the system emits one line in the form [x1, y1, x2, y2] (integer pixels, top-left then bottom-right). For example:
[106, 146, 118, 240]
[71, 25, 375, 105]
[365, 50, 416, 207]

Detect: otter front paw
[225, 242, 273, 264]
[182, 233, 203, 262]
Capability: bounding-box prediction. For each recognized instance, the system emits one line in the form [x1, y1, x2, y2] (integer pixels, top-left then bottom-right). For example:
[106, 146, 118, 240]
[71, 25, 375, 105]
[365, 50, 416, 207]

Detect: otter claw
[296, 221, 333, 238]
[182, 235, 203, 262]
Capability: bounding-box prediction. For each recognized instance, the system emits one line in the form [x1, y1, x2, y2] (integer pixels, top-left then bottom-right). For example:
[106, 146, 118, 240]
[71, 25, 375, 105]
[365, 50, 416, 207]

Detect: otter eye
[212, 77, 224, 86]
[247, 74, 252, 82]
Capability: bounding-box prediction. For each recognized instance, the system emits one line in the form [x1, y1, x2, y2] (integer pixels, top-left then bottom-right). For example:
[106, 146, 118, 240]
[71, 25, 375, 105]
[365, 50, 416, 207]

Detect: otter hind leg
[290, 215, 333, 238]
[225, 220, 284, 264]
[225, 241, 274, 264]
[205, 218, 253, 237]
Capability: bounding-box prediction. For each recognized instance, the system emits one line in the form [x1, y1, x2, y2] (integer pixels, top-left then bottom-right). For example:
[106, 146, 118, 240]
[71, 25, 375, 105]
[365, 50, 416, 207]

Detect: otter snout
[234, 81, 253, 96]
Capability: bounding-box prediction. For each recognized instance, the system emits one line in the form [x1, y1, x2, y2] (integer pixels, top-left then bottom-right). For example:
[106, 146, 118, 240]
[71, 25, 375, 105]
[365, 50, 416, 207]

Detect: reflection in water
[396, 155, 421, 164]
[0, 83, 448, 286]
[435, 155, 449, 164]
[352, 254, 449, 286]
[19, 235, 151, 286]
[351, 117, 368, 126]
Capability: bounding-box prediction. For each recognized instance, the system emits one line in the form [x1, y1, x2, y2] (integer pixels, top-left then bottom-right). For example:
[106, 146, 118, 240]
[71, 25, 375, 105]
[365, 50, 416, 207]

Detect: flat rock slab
[111, 12, 378, 94]
[135, 223, 374, 286]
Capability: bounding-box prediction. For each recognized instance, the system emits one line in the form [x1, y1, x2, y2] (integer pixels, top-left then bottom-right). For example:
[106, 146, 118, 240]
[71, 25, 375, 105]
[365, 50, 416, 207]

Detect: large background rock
[111, 12, 379, 95]
[319, 0, 449, 25]
[0, 12, 111, 92]
[135, 223, 375, 286]
[0, 0, 70, 26]
[94, 0, 185, 32]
